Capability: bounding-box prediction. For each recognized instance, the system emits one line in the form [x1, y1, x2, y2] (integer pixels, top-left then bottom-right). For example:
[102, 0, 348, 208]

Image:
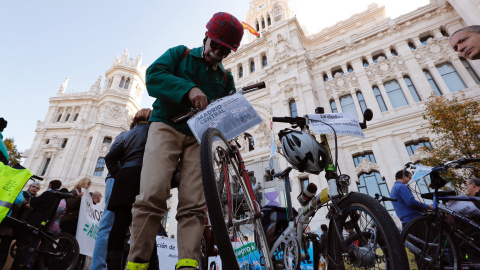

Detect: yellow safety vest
[0, 162, 32, 223]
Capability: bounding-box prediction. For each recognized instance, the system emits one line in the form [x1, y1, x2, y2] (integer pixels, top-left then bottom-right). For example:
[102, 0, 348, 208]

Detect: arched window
[347, 65, 354, 73]
[250, 61, 255, 73]
[436, 62, 466, 92]
[340, 95, 358, 118]
[358, 171, 394, 214]
[239, 66, 243, 78]
[405, 140, 431, 156]
[119, 76, 125, 88]
[408, 42, 416, 50]
[423, 70, 442, 96]
[267, 15, 271, 26]
[65, 114, 70, 122]
[372, 53, 387, 63]
[289, 100, 298, 117]
[362, 59, 369, 67]
[353, 152, 376, 166]
[256, 21, 260, 32]
[73, 113, 79, 121]
[404, 76, 421, 102]
[124, 78, 130, 89]
[461, 58, 480, 84]
[262, 18, 265, 29]
[390, 49, 398, 56]
[356, 92, 367, 113]
[384, 80, 408, 108]
[262, 55, 268, 67]
[373, 86, 387, 112]
[93, 157, 106, 177]
[57, 114, 62, 122]
[41, 158, 51, 176]
[244, 133, 255, 151]
[420, 35, 433, 45]
[332, 68, 343, 77]
[103, 136, 113, 145]
[330, 100, 338, 113]
[61, 138, 68, 148]
[323, 73, 329, 82]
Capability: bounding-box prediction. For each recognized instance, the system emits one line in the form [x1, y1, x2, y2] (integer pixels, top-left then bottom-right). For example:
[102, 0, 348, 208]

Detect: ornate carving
[409, 147, 429, 164]
[272, 4, 283, 22]
[273, 34, 293, 63]
[415, 38, 455, 68]
[96, 102, 128, 120]
[59, 78, 69, 93]
[252, 122, 270, 148]
[355, 158, 380, 175]
[323, 72, 360, 100]
[363, 55, 408, 84]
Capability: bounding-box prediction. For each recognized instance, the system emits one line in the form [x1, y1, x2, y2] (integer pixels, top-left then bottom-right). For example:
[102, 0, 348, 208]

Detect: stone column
[413, 37, 422, 48]
[366, 56, 374, 65]
[334, 97, 342, 113]
[450, 56, 477, 88]
[427, 62, 451, 94]
[432, 29, 443, 40]
[350, 90, 364, 118]
[60, 130, 82, 179]
[396, 74, 416, 105]
[341, 65, 348, 74]
[232, 67, 238, 81]
[447, 0, 480, 26]
[385, 49, 392, 58]
[326, 71, 333, 80]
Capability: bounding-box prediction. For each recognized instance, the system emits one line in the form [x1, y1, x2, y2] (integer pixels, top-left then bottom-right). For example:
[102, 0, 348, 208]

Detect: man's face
[402, 174, 412, 184]
[28, 185, 40, 195]
[204, 35, 232, 65]
[467, 180, 476, 196]
[93, 195, 102, 204]
[450, 30, 480, 60]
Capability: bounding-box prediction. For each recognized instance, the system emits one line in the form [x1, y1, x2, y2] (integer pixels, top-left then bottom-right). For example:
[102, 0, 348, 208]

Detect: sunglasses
[209, 39, 232, 56]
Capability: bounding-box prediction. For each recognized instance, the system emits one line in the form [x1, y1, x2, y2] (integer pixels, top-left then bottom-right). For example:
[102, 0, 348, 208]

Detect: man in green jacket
[127, 12, 244, 270]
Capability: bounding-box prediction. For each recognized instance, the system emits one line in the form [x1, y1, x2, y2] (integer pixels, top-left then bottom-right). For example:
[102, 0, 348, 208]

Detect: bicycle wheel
[200, 128, 273, 270]
[36, 232, 80, 270]
[401, 215, 459, 270]
[328, 192, 409, 270]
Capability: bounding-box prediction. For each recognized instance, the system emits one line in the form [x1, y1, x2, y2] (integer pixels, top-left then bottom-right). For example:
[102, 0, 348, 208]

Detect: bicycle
[200, 102, 409, 269]
[1, 166, 80, 270]
[400, 158, 480, 269]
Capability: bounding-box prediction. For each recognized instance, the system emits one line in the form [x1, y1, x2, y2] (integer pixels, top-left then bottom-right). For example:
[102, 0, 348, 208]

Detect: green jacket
[0, 132, 9, 165]
[146, 45, 235, 136]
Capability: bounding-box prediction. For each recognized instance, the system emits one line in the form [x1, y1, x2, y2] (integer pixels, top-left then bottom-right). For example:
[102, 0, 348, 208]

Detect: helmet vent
[292, 136, 302, 147]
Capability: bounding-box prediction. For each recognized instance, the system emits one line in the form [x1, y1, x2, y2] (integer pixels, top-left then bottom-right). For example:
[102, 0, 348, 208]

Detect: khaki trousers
[129, 122, 206, 263]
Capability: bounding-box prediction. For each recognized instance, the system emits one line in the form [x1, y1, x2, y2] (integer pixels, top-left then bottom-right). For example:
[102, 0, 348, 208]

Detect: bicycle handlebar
[374, 193, 397, 202]
[240, 81, 266, 93]
[272, 116, 307, 126]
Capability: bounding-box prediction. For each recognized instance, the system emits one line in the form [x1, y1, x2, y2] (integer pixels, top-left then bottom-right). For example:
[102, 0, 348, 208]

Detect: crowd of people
[0, 16, 479, 270]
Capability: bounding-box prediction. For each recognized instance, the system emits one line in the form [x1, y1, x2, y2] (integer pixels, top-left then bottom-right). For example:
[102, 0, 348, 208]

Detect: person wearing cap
[126, 12, 244, 270]
[0, 117, 10, 165]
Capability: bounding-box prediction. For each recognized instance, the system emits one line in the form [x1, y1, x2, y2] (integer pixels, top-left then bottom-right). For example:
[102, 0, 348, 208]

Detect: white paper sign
[76, 188, 104, 257]
[156, 237, 178, 270]
[188, 93, 263, 143]
[307, 113, 365, 138]
[409, 165, 433, 183]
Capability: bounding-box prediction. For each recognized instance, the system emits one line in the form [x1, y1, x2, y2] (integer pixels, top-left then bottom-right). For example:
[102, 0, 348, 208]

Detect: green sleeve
[145, 45, 197, 105]
[226, 70, 235, 95]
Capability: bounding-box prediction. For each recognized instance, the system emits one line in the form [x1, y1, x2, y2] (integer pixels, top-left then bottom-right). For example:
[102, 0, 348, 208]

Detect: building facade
[23, 0, 480, 233]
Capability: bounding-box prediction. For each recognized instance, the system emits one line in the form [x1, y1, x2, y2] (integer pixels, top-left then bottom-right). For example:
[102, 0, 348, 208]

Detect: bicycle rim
[37, 232, 80, 270]
[402, 215, 459, 270]
[329, 193, 409, 270]
[201, 128, 273, 270]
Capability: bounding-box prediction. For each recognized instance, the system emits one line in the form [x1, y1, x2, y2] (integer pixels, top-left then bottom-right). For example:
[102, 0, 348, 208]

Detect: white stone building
[23, 0, 480, 233]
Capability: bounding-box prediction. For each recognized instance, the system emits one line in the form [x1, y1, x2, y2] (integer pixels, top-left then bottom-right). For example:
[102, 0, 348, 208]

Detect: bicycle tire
[36, 232, 80, 270]
[328, 192, 409, 270]
[200, 128, 273, 270]
[401, 215, 459, 270]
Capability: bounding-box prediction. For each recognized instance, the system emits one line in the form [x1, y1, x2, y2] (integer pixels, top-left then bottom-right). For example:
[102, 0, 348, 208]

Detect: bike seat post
[274, 167, 295, 221]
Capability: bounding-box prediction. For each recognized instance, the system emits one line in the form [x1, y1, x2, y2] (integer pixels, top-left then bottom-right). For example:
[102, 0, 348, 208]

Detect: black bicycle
[400, 158, 480, 269]
[1, 169, 79, 270]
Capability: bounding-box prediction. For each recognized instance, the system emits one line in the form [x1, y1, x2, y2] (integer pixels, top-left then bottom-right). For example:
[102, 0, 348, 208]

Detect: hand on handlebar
[188, 87, 208, 110]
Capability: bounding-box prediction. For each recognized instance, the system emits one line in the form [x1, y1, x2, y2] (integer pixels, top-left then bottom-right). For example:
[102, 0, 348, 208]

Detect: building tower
[23, 50, 147, 191]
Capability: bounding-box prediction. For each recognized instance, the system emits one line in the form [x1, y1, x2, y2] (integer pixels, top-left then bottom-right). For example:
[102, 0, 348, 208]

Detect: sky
[0, 0, 429, 153]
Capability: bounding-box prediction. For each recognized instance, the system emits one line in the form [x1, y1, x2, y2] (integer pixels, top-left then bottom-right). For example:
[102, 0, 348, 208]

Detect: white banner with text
[76, 188, 104, 257]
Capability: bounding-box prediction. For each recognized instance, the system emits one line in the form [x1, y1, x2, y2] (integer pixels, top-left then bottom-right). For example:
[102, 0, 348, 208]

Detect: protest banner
[76, 188, 104, 256]
[156, 236, 178, 269]
[409, 165, 433, 183]
[307, 113, 365, 138]
[188, 92, 263, 143]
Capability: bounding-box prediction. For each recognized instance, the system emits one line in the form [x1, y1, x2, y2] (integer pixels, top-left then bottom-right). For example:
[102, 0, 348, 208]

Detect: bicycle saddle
[421, 190, 457, 200]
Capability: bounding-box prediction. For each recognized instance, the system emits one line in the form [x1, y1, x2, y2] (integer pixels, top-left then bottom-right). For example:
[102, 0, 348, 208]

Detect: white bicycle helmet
[279, 129, 330, 175]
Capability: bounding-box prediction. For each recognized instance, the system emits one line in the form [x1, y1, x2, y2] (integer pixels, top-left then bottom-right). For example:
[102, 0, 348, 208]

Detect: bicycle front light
[337, 174, 350, 194]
